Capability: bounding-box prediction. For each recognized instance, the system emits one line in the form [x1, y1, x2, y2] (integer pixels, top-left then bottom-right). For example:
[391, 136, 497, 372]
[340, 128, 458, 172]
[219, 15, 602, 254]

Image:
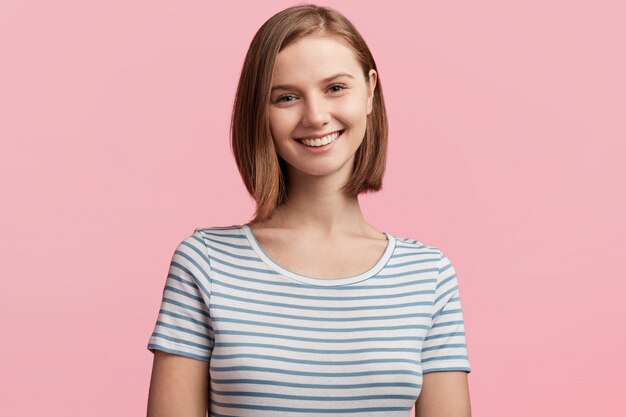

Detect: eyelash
[275, 83, 348, 103]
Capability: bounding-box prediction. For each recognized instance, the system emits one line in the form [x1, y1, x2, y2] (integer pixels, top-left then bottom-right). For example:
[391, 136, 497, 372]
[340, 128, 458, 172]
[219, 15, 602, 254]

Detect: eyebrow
[271, 72, 355, 92]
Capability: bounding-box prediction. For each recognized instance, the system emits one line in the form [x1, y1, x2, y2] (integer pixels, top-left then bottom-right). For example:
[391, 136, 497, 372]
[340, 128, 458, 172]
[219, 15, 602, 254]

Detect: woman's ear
[367, 69, 377, 115]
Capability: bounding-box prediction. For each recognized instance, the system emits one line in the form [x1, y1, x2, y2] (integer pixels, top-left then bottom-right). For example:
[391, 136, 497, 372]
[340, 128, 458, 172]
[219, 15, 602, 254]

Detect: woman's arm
[415, 371, 471, 417]
[147, 350, 210, 417]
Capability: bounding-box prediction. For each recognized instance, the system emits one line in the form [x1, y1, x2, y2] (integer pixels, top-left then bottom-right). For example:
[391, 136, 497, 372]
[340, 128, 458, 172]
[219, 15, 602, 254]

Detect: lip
[294, 130, 343, 153]
[294, 129, 343, 141]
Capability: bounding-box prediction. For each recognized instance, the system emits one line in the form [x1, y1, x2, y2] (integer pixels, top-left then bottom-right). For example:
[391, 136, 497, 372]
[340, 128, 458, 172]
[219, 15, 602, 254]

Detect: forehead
[272, 35, 362, 83]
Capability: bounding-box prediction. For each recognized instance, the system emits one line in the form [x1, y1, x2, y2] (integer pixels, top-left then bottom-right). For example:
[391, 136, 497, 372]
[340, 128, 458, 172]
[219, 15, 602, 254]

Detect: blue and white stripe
[148, 225, 471, 416]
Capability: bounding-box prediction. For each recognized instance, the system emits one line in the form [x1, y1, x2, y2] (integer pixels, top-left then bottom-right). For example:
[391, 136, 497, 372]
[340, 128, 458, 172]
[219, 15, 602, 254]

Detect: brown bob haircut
[230, 4, 388, 224]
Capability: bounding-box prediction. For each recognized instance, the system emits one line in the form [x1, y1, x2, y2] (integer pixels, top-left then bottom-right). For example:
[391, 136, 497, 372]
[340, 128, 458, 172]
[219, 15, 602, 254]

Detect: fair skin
[416, 372, 472, 417]
[146, 33, 470, 417]
[146, 350, 209, 417]
[250, 34, 387, 277]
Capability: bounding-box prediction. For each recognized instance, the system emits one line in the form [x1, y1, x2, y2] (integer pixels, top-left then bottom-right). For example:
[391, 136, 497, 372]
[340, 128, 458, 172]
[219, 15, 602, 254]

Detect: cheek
[340, 95, 369, 121]
[268, 111, 295, 152]
[270, 112, 297, 139]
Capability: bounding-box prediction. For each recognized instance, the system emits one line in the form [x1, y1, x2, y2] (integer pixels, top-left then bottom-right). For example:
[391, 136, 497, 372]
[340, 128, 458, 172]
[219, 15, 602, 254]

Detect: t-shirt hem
[422, 360, 471, 374]
[148, 338, 211, 362]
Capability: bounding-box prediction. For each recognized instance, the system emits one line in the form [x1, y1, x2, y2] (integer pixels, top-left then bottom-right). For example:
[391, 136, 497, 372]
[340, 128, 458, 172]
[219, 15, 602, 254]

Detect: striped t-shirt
[147, 224, 471, 416]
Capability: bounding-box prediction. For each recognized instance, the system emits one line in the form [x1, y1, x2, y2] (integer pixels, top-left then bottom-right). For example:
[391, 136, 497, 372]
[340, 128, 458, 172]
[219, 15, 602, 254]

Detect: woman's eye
[328, 83, 347, 93]
[277, 94, 296, 103]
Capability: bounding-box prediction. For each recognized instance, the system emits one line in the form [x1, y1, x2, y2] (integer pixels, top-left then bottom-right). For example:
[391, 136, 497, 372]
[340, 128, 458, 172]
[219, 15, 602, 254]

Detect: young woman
[147, 4, 472, 417]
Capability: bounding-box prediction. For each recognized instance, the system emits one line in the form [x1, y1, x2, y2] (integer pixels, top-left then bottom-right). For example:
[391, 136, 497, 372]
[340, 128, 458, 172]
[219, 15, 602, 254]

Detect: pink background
[1, 1, 624, 416]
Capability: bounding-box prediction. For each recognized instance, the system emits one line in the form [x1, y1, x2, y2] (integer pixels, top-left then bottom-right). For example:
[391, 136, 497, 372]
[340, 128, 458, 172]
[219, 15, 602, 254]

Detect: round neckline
[241, 224, 396, 286]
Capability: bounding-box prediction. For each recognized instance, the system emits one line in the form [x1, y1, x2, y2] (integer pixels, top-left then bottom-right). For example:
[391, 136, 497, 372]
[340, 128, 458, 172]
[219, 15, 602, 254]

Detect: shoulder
[186, 224, 251, 254]
[173, 225, 243, 259]
[191, 224, 244, 241]
[392, 233, 443, 258]
[388, 234, 447, 282]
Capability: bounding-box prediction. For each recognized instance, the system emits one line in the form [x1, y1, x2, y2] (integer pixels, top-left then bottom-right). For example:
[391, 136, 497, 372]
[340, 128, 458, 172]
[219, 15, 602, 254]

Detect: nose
[301, 94, 330, 128]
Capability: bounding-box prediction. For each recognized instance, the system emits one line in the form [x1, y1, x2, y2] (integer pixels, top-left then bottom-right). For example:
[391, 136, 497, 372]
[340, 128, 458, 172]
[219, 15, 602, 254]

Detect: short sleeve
[421, 249, 471, 373]
[147, 229, 214, 362]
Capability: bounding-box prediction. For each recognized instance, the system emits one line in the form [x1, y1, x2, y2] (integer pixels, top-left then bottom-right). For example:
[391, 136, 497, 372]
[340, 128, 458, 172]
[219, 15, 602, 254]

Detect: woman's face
[268, 35, 377, 181]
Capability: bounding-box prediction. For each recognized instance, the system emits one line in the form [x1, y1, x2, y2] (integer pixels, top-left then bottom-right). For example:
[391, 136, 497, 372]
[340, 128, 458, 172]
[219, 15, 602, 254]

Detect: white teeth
[298, 131, 341, 147]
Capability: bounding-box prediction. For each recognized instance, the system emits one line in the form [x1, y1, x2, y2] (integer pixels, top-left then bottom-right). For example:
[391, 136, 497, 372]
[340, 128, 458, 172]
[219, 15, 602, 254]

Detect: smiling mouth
[294, 130, 344, 147]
